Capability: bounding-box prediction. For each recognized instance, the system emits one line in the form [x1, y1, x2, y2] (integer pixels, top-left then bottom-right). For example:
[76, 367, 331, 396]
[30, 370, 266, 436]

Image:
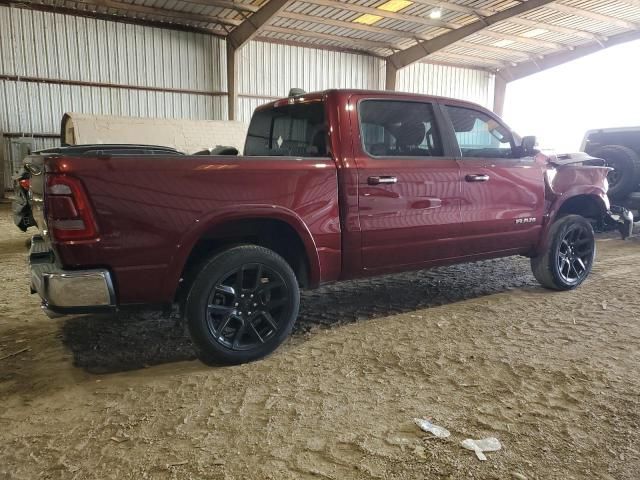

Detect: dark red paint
[39, 90, 611, 307]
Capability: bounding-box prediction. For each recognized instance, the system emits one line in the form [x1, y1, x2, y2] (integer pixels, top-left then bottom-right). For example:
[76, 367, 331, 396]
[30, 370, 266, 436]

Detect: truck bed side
[42, 154, 341, 305]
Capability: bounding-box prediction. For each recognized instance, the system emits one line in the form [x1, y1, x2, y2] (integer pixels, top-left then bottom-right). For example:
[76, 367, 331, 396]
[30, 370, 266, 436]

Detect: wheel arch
[554, 193, 609, 221]
[166, 206, 321, 303]
[537, 191, 609, 253]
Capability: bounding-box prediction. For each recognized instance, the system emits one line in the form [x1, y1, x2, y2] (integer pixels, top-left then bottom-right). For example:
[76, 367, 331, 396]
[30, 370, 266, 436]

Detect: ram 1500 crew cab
[26, 90, 631, 364]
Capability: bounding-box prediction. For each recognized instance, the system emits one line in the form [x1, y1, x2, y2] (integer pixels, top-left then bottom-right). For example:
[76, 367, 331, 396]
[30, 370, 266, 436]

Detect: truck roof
[255, 89, 488, 113]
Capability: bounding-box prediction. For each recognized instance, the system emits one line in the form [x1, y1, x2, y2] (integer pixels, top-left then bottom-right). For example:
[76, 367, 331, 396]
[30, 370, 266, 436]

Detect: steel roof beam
[226, 0, 293, 49]
[81, 0, 242, 27]
[279, 10, 562, 53]
[301, 0, 572, 51]
[409, 0, 603, 41]
[262, 25, 399, 51]
[479, 29, 564, 50]
[226, 0, 294, 120]
[180, 0, 259, 14]
[544, 4, 639, 30]
[303, 0, 458, 30]
[278, 11, 430, 40]
[385, 0, 557, 84]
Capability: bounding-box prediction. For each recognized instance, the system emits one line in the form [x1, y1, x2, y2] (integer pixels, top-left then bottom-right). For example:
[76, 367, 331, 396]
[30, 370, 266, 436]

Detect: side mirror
[521, 136, 537, 156]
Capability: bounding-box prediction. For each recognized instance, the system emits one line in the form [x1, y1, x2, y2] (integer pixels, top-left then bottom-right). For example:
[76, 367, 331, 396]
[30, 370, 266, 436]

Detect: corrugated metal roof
[15, 0, 640, 71]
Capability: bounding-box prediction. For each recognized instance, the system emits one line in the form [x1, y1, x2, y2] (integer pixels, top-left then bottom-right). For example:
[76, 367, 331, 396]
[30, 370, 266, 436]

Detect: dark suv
[581, 127, 640, 217]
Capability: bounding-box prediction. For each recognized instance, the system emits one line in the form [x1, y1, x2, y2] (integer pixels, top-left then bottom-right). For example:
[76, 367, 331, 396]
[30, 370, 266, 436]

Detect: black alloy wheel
[186, 245, 300, 365]
[531, 214, 596, 291]
[556, 224, 594, 284]
[206, 263, 289, 351]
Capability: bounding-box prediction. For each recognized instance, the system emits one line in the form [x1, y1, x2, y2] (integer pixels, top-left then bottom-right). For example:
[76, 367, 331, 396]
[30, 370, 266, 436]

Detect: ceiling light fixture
[378, 0, 413, 13]
[429, 8, 442, 19]
[353, 13, 383, 25]
[353, 1, 413, 25]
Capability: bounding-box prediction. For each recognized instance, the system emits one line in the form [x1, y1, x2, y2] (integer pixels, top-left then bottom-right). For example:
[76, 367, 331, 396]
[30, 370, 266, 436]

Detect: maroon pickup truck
[27, 89, 632, 364]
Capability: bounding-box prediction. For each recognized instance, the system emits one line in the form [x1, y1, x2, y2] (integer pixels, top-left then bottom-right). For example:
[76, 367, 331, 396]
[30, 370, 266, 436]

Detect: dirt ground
[1, 201, 639, 480]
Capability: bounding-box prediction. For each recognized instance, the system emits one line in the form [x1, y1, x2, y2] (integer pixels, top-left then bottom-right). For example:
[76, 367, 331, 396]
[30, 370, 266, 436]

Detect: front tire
[531, 215, 596, 291]
[186, 245, 300, 365]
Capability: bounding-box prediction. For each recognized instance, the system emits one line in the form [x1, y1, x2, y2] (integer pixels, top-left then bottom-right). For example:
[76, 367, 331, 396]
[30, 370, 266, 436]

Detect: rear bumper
[30, 236, 116, 317]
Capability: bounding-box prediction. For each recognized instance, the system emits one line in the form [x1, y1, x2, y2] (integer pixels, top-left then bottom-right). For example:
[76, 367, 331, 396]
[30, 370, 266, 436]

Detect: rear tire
[531, 215, 596, 291]
[592, 145, 640, 200]
[186, 245, 299, 365]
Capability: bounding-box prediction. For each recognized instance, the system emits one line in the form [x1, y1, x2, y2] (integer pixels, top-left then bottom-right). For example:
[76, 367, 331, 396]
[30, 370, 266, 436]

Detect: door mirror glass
[520, 136, 537, 156]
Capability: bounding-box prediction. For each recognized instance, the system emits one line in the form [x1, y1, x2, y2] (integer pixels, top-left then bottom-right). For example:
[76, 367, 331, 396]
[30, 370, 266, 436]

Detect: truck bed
[30, 153, 341, 305]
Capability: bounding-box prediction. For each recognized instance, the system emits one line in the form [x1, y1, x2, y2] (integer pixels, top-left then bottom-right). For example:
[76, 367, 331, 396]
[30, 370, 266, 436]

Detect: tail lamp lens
[19, 178, 30, 190]
[46, 175, 98, 242]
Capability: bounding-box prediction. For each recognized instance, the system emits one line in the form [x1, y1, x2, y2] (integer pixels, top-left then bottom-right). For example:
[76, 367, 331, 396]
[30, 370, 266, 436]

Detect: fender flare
[163, 205, 322, 299]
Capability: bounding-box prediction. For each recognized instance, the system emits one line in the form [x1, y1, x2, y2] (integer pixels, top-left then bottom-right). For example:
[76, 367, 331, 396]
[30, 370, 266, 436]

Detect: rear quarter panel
[48, 155, 340, 304]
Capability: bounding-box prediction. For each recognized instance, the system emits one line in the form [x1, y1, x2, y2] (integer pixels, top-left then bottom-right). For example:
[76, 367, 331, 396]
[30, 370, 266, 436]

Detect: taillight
[46, 175, 98, 242]
[19, 178, 30, 190]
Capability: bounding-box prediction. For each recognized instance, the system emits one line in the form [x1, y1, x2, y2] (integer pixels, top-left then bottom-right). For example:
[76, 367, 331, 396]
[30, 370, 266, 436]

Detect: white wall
[397, 62, 496, 110]
[0, 4, 227, 188]
[236, 41, 385, 123]
[0, 5, 227, 137]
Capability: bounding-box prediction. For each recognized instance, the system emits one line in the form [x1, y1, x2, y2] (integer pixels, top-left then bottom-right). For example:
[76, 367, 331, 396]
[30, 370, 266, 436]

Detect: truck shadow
[61, 256, 537, 374]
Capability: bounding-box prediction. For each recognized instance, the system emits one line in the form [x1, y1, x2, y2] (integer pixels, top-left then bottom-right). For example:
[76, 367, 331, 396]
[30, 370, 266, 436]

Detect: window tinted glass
[244, 102, 328, 157]
[446, 105, 513, 158]
[359, 100, 443, 158]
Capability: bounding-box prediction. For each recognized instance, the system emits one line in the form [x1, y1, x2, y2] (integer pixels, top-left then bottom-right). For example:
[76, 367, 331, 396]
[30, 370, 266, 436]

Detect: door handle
[465, 174, 490, 182]
[368, 176, 398, 185]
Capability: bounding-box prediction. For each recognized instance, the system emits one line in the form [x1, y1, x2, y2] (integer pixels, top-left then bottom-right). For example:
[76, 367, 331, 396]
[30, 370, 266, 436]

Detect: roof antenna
[288, 88, 306, 97]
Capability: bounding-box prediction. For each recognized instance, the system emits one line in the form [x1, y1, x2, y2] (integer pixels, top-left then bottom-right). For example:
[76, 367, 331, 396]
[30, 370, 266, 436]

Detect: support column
[493, 74, 507, 117]
[385, 59, 397, 91]
[226, 42, 238, 121]
[0, 131, 4, 198]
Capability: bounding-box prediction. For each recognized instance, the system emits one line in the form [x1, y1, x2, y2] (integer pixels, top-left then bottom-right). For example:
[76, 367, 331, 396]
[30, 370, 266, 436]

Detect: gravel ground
[1, 202, 639, 480]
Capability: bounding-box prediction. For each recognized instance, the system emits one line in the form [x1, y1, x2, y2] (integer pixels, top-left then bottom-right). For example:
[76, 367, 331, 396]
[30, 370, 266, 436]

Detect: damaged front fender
[543, 157, 633, 239]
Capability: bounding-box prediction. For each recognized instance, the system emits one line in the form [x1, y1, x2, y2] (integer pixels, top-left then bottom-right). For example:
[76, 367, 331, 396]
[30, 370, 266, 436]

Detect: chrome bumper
[30, 236, 116, 317]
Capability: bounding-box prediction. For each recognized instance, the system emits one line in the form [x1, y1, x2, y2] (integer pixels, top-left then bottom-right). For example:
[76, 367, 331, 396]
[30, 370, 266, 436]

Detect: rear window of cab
[244, 102, 328, 158]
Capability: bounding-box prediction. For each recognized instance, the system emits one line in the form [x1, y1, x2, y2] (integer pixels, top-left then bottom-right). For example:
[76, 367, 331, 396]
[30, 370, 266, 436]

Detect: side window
[359, 100, 443, 158]
[446, 105, 513, 159]
[244, 102, 328, 158]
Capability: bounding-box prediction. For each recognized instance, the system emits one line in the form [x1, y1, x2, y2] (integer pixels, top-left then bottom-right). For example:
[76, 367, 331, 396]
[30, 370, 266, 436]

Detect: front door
[443, 104, 545, 255]
[353, 97, 463, 272]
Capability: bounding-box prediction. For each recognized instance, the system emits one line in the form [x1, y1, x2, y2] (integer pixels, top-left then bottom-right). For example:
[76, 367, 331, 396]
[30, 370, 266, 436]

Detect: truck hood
[543, 151, 606, 167]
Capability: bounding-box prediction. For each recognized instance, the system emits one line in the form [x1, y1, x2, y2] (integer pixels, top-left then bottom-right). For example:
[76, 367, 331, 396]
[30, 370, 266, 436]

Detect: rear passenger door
[352, 96, 463, 272]
[443, 104, 545, 255]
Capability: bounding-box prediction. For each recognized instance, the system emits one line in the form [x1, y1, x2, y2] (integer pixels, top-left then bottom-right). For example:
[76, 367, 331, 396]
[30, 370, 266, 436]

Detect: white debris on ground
[461, 437, 502, 461]
[413, 418, 451, 439]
